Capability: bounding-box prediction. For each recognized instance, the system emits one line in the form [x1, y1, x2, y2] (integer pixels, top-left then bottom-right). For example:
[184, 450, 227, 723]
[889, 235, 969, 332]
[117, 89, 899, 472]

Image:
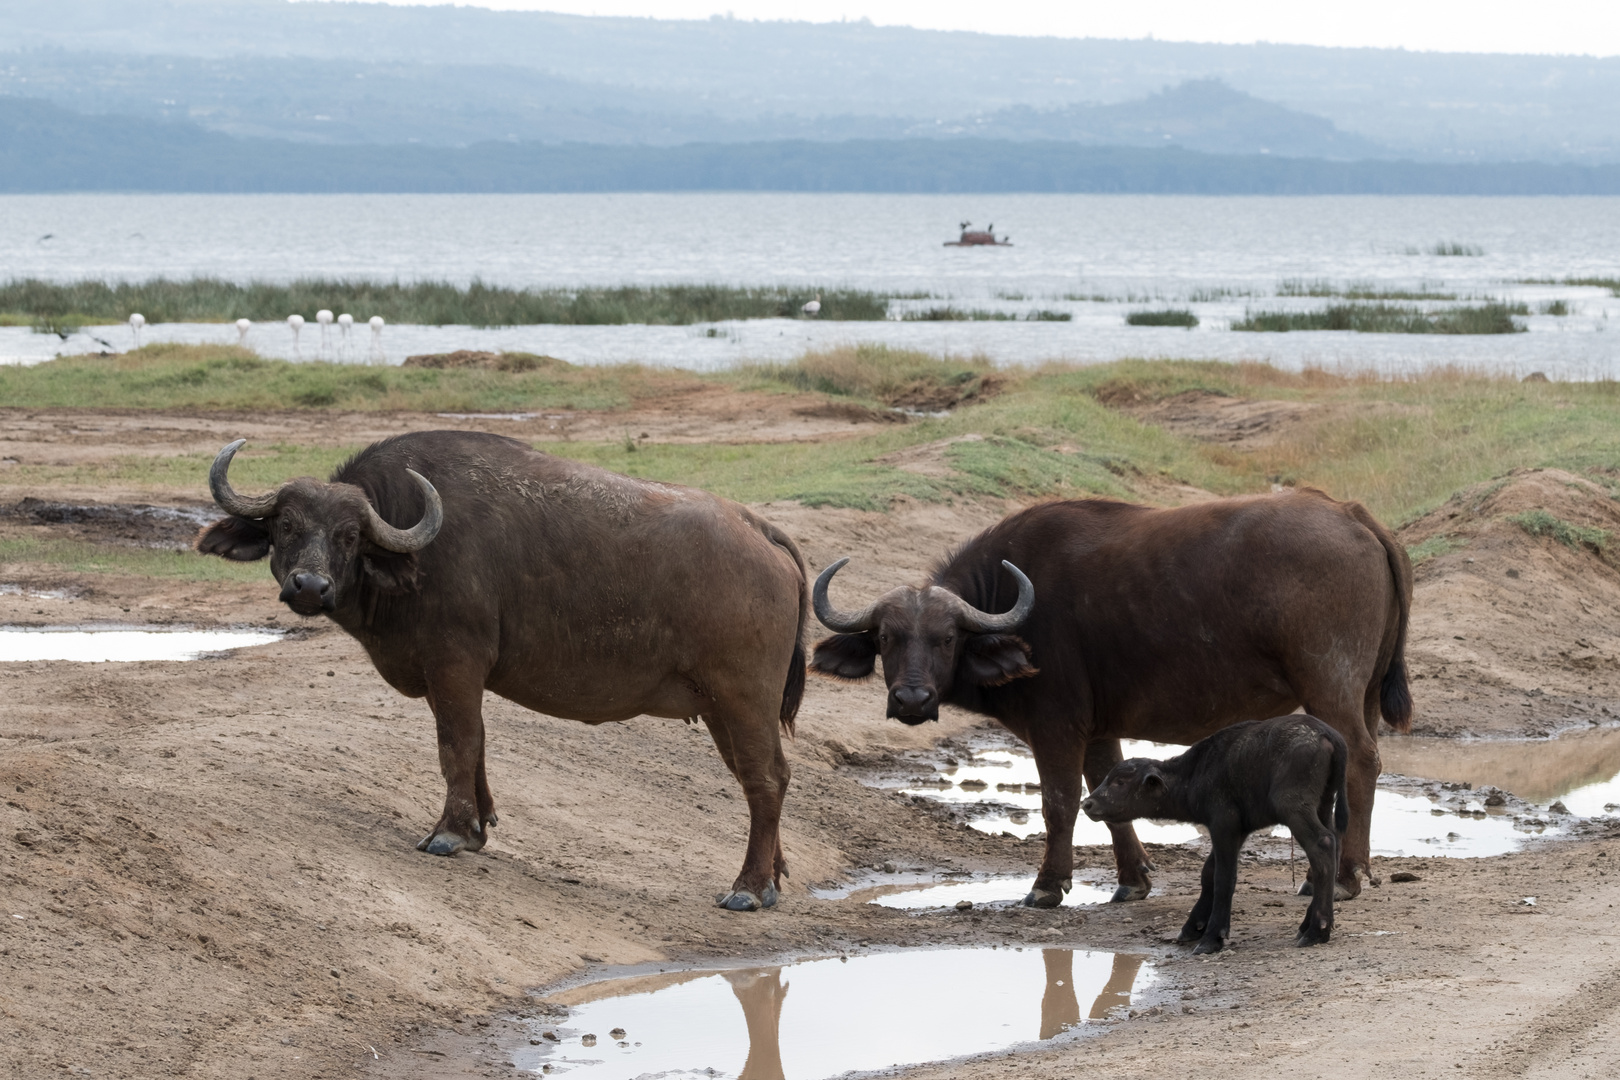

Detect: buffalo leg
[1193, 827, 1243, 955]
[703, 712, 790, 913]
[417, 664, 494, 856]
[1025, 727, 1084, 908]
[1178, 853, 1216, 944]
[1305, 699, 1377, 899]
[1082, 739, 1154, 902]
[1288, 809, 1339, 947]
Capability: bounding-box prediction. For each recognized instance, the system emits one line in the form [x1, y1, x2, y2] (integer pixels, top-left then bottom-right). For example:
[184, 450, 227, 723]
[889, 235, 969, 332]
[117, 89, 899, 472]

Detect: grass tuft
[743, 345, 1004, 411]
[1508, 510, 1612, 558]
[1125, 309, 1199, 329]
[1233, 303, 1524, 335]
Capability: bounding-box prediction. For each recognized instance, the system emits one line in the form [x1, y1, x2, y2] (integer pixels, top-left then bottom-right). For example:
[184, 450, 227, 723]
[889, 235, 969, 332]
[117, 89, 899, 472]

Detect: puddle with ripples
[813, 872, 1116, 909]
[0, 626, 284, 662]
[519, 946, 1153, 1078]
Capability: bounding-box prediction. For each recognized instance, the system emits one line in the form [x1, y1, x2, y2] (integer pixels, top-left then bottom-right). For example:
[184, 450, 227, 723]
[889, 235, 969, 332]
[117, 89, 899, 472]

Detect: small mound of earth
[401, 350, 571, 372]
[1, 498, 216, 549]
[1398, 468, 1620, 737]
[1105, 389, 1421, 450]
[792, 401, 907, 425]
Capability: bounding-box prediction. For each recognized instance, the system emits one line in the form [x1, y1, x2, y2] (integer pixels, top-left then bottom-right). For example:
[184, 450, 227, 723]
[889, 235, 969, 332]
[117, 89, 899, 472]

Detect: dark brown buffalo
[197, 430, 808, 911]
[810, 490, 1411, 906]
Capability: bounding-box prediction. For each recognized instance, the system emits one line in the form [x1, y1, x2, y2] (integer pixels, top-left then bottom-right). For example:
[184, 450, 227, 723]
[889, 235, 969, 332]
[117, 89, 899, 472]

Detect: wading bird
[128, 313, 145, 348]
[287, 314, 305, 359]
[801, 294, 821, 317]
[368, 315, 385, 364]
[235, 318, 251, 346]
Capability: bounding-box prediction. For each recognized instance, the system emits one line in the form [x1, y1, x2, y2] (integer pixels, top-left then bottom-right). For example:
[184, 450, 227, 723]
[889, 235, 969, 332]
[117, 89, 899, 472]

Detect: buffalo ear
[195, 517, 271, 562]
[810, 633, 878, 680]
[961, 633, 1037, 686]
[361, 551, 420, 595]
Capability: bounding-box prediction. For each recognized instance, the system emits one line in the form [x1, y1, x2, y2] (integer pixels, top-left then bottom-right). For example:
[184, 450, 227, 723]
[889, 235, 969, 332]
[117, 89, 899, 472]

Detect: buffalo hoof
[1192, 937, 1225, 956]
[1176, 924, 1204, 945]
[1295, 917, 1333, 947]
[416, 827, 485, 856]
[1111, 883, 1150, 903]
[716, 882, 778, 912]
[1023, 887, 1064, 909]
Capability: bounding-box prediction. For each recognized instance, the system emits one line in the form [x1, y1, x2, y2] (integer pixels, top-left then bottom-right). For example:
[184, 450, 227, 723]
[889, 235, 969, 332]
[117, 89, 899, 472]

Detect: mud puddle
[3, 498, 215, 548]
[814, 872, 1115, 909]
[0, 626, 284, 662]
[897, 736, 1561, 859]
[519, 946, 1154, 1078]
[1381, 726, 1620, 817]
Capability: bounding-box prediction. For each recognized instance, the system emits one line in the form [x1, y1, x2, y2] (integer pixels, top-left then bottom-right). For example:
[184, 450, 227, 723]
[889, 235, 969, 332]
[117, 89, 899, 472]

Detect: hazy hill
[4, 0, 1620, 162]
[5, 96, 1618, 195]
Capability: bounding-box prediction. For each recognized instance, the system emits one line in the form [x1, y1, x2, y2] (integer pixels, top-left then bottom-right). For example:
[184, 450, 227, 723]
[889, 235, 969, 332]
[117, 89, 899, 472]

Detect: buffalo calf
[1082, 715, 1348, 955]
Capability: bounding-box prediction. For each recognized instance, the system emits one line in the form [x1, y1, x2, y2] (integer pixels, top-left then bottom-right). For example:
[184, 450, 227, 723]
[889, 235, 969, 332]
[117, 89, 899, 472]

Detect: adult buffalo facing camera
[196, 431, 809, 912]
[811, 490, 1411, 907]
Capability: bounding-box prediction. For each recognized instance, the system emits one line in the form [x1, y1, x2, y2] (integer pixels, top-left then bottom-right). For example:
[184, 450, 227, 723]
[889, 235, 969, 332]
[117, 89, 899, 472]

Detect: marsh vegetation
[1232, 302, 1525, 334]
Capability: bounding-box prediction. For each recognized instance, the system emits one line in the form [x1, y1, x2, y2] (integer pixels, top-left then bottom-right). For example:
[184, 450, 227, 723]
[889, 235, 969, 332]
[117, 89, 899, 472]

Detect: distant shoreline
[6, 98, 1620, 196]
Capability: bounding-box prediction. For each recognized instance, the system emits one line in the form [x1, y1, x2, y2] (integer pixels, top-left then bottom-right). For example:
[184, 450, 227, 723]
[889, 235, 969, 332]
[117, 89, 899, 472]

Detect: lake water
[3, 193, 1618, 375]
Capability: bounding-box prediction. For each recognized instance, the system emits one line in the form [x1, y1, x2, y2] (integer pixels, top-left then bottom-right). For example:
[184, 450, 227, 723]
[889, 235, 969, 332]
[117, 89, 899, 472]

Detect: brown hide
[199, 431, 807, 909]
[811, 489, 1411, 905]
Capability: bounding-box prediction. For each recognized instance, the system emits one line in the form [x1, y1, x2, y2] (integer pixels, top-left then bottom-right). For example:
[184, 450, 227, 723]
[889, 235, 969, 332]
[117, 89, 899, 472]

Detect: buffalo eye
[879, 633, 888, 645]
[943, 633, 955, 646]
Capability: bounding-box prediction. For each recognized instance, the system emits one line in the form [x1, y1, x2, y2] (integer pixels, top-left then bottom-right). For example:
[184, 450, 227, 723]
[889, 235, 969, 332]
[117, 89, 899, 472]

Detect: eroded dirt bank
[4, 409, 1620, 1079]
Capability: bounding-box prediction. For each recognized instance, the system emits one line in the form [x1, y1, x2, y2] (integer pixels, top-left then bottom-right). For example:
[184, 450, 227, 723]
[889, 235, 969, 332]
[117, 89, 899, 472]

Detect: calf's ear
[961, 633, 1038, 686]
[810, 633, 879, 680]
[195, 517, 271, 561]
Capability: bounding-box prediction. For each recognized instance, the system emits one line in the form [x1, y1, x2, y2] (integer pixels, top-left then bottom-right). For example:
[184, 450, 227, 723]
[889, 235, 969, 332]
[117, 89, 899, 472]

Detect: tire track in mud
[1474, 961, 1620, 1078]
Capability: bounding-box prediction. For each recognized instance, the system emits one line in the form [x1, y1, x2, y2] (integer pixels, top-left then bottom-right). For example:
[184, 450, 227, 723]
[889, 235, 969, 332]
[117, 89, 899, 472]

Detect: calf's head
[195, 439, 442, 616]
[809, 557, 1037, 724]
[1082, 759, 1173, 824]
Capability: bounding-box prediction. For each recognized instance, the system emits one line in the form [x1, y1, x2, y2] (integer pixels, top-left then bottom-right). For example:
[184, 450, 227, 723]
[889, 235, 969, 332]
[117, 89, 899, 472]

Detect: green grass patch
[1233, 302, 1524, 335]
[1508, 510, 1612, 557]
[1539, 300, 1571, 316]
[742, 344, 1004, 411]
[1406, 535, 1464, 564]
[1407, 242, 1484, 257]
[0, 537, 270, 582]
[1125, 309, 1199, 328]
[0, 344, 705, 412]
[0, 277, 892, 326]
[899, 307, 1070, 322]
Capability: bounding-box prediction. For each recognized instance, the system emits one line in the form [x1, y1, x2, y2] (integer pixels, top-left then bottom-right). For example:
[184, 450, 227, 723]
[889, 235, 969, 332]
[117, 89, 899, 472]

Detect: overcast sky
[340, 1, 1620, 57]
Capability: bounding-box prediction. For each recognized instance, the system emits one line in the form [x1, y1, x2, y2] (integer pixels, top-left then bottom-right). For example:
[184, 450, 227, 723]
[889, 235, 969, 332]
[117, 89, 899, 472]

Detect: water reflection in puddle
[0, 627, 283, 662]
[814, 873, 1116, 909]
[903, 737, 1565, 859]
[903, 740, 1200, 845]
[526, 947, 1152, 1078]
[1381, 728, 1620, 818]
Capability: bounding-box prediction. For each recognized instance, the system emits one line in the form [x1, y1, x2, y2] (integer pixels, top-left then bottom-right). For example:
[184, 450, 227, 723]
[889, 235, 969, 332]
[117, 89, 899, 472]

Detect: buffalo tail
[1351, 501, 1414, 733]
[762, 519, 810, 736]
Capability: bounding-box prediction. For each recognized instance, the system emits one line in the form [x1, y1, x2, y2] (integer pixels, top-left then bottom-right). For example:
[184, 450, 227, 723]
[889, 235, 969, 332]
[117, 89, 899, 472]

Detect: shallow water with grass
[3, 193, 1618, 376]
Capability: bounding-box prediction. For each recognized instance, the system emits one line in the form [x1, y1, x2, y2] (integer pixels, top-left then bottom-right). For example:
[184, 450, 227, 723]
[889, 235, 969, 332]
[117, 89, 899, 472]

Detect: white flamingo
[128, 313, 145, 348]
[316, 309, 334, 358]
[368, 315, 385, 365]
[287, 314, 305, 359]
[337, 313, 353, 360]
[235, 318, 250, 346]
[801, 293, 822, 318]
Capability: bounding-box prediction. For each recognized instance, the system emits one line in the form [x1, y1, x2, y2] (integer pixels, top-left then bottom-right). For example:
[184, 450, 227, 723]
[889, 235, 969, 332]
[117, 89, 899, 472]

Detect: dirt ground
[4, 404, 1620, 1079]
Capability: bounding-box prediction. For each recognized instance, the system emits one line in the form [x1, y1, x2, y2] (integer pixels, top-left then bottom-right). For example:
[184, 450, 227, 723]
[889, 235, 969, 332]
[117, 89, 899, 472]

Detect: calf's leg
[1025, 727, 1085, 908]
[1177, 853, 1216, 944]
[1083, 738, 1154, 902]
[1287, 807, 1339, 947]
[1305, 699, 1378, 898]
[703, 710, 790, 912]
[418, 663, 495, 856]
[1193, 827, 1244, 955]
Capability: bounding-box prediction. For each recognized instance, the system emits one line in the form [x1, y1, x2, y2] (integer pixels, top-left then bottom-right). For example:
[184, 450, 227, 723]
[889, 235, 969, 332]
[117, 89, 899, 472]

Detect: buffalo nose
[890, 685, 937, 713]
[1081, 798, 1096, 815]
[280, 570, 332, 608]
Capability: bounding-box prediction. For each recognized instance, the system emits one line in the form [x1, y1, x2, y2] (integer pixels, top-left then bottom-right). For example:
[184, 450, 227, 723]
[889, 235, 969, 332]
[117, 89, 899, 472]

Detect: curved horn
[940, 560, 1035, 633]
[361, 469, 443, 553]
[812, 557, 885, 634]
[209, 438, 282, 518]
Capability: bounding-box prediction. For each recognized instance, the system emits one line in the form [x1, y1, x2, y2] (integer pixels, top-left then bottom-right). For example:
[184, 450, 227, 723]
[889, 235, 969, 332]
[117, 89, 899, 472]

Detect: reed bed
[1125, 309, 1199, 328]
[1232, 302, 1525, 335]
[0, 278, 891, 327]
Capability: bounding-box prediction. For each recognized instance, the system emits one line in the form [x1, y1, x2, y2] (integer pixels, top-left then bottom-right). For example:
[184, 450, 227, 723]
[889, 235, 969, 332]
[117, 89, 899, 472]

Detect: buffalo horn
[940, 560, 1035, 633]
[812, 557, 886, 633]
[208, 439, 282, 518]
[361, 469, 443, 553]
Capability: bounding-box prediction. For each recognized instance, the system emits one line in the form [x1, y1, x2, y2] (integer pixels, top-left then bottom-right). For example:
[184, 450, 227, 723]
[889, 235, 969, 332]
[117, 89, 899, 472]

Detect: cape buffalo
[197, 430, 808, 911]
[810, 489, 1410, 906]
[1083, 714, 1349, 954]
